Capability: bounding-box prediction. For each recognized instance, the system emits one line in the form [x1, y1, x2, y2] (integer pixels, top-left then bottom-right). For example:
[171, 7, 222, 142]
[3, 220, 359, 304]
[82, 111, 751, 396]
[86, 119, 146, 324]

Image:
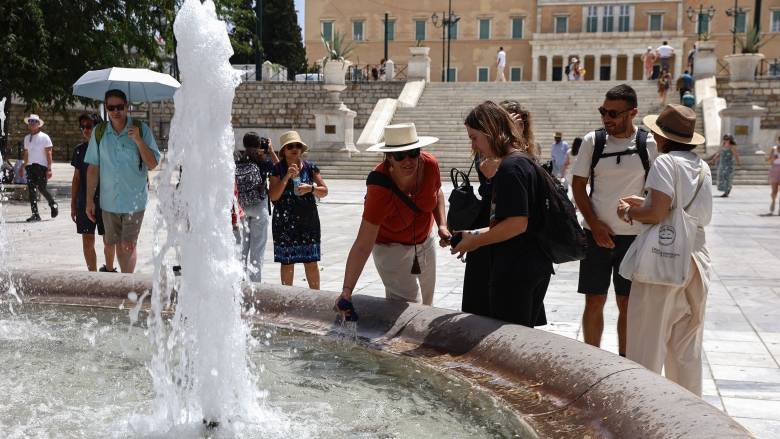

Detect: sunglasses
[286, 143, 304, 150]
[80, 124, 94, 130]
[598, 107, 633, 119]
[28, 120, 40, 125]
[106, 104, 126, 112]
[390, 148, 421, 161]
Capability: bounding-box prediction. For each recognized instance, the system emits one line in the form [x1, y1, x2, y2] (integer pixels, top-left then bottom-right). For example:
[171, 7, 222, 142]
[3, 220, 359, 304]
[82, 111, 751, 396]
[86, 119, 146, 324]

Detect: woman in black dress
[268, 131, 328, 289]
[453, 101, 552, 327]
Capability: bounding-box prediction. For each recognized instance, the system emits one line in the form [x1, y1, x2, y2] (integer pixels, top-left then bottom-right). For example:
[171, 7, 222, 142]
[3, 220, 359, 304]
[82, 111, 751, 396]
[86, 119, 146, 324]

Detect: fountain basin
[10, 270, 752, 438]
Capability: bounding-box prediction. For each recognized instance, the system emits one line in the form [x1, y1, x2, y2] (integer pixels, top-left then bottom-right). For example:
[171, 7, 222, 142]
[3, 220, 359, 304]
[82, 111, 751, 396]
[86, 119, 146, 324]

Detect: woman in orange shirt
[337, 124, 450, 310]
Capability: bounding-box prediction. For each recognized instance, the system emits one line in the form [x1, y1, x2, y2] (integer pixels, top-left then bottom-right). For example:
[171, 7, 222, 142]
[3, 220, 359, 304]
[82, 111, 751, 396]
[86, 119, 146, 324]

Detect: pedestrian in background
[709, 134, 740, 198]
[70, 113, 116, 272]
[766, 136, 780, 215]
[269, 131, 327, 290]
[642, 47, 657, 80]
[550, 132, 569, 180]
[657, 68, 672, 106]
[21, 114, 58, 222]
[496, 47, 507, 82]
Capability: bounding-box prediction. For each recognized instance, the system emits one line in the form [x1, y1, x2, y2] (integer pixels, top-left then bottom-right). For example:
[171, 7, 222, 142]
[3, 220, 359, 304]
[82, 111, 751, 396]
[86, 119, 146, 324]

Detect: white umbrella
[72, 67, 180, 102]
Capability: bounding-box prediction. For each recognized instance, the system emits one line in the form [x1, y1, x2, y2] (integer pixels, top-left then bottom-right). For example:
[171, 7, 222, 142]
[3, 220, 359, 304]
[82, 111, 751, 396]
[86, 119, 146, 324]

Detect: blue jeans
[239, 203, 270, 283]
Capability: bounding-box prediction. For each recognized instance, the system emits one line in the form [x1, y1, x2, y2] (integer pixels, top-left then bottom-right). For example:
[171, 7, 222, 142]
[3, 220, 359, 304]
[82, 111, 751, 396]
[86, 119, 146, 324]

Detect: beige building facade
[305, 0, 780, 82]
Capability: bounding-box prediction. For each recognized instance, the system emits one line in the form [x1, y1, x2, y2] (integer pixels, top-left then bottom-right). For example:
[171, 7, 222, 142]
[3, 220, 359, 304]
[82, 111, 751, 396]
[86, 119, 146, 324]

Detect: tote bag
[619, 158, 705, 287]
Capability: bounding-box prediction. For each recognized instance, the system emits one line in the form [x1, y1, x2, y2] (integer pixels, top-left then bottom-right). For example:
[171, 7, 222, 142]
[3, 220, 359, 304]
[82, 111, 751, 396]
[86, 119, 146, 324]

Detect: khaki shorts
[102, 210, 145, 245]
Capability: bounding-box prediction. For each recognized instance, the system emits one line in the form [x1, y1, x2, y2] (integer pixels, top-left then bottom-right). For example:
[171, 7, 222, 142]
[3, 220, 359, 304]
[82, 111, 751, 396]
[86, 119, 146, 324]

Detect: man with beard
[571, 84, 658, 358]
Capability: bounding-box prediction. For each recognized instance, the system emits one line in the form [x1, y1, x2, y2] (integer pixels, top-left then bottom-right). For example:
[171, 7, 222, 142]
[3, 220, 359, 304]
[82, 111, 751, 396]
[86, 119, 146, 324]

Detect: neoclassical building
[305, 0, 780, 82]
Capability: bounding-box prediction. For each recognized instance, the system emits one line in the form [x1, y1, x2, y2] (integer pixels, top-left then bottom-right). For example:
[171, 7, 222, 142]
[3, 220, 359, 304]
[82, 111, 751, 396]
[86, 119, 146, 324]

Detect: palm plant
[738, 26, 775, 54]
[321, 31, 354, 64]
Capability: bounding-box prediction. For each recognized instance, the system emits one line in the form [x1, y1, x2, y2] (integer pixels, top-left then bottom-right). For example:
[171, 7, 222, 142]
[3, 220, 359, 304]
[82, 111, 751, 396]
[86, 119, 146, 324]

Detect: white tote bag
[619, 158, 705, 287]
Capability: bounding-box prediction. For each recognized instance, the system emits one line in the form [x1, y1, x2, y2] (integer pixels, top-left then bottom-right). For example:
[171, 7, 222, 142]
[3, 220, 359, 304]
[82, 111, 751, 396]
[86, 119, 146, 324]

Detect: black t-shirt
[70, 142, 99, 209]
[489, 152, 553, 274]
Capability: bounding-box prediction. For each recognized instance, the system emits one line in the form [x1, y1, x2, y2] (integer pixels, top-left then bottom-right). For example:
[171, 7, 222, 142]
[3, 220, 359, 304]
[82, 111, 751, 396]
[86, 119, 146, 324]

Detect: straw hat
[366, 123, 438, 153]
[279, 131, 309, 152]
[24, 114, 44, 127]
[554, 131, 563, 138]
[643, 104, 705, 146]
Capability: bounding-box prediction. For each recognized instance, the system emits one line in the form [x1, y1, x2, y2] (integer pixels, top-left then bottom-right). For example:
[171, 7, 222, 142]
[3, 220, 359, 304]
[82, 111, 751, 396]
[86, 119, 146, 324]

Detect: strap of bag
[684, 161, 707, 211]
[450, 164, 473, 189]
[588, 128, 607, 197]
[366, 170, 421, 214]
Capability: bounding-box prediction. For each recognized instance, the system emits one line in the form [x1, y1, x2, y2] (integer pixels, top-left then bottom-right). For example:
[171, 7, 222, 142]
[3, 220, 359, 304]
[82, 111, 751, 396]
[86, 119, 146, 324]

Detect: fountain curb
[11, 270, 753, 439]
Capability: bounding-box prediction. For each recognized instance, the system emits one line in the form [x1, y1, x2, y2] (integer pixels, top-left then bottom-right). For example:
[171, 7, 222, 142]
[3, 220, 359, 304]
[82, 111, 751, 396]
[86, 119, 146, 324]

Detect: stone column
[674, 50, 683, 77]
[546, 56, 553, 81]
[532, 56, 539, 82]
[626, 54, 634, 81]
[594, 54, 601, 81]
[610, 54, 618, 80]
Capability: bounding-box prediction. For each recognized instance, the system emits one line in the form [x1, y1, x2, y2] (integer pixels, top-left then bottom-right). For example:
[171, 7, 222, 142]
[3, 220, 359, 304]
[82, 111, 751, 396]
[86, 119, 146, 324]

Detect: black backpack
[589, 127, 650, 197]
[564, 65, 571, 76]
[518, 152, 587, 264]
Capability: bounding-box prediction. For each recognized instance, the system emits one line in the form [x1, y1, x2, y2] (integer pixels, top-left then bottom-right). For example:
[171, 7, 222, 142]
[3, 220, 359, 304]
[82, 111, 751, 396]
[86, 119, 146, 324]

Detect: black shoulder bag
[447, 161, 481, 232]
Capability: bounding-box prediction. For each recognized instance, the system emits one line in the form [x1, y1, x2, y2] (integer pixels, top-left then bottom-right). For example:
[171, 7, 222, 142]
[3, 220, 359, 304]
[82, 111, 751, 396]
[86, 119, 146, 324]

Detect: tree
[262, 0, 307, 75]
[227, 0, 258, 65]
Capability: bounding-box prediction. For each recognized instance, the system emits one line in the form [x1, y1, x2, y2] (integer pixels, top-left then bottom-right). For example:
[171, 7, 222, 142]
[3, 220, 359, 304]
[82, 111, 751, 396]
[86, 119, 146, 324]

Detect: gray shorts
[102, 210, 145, 245]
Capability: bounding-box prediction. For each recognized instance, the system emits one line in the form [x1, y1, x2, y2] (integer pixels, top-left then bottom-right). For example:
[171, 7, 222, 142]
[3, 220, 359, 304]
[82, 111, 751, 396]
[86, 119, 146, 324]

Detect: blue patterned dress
[271, 160, 321, 264]
[717, 148, 735, 193]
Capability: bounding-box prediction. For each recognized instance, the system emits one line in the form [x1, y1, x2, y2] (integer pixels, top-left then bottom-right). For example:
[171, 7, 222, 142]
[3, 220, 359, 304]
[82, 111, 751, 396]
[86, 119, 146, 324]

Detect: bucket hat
[643, 104, 705, 145]
[366, 123, 438, 153]
[279, 131, 309, 152]
[24, 114, 44, 127]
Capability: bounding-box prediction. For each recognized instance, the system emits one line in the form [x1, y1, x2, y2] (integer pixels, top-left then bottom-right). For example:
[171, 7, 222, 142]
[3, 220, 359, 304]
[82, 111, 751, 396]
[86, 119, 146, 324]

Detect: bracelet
[623, 206, 632, 222]
[342, 285, 354, 293]
[311, 182, 318, 193]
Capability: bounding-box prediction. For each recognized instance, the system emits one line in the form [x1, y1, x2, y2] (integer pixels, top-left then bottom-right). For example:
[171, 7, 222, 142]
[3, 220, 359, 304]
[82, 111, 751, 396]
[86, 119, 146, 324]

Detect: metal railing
[716, 57, 780, 80]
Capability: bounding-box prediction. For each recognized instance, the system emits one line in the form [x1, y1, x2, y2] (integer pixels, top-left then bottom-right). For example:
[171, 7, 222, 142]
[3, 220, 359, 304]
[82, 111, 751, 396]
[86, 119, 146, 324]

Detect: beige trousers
[372, 235, 436, 305]
[496, 68, 506, 82]
[627, 258, 709, 396]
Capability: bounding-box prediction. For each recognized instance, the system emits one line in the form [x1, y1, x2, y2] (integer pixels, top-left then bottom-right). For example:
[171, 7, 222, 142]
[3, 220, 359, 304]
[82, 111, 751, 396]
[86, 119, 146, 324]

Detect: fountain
[0, 1, 757, 437]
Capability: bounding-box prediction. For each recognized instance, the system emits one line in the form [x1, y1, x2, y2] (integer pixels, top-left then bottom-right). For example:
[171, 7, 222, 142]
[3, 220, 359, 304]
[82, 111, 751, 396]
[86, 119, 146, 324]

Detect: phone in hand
[449, 232, 463, 248]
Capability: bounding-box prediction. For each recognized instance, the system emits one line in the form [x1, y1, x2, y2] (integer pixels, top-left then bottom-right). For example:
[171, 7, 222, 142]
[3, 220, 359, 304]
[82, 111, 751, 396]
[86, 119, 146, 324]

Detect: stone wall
[2, 81, 405, 162]
[717, 78, 780, 129]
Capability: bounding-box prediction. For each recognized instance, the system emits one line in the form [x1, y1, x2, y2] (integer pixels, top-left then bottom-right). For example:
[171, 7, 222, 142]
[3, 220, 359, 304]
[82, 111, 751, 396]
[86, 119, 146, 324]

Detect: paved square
[2, 163, 779, 438]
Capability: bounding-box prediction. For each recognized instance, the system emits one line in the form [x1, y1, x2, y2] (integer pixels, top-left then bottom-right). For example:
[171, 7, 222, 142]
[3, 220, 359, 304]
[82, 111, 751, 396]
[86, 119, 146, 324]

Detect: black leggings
[26, 164, 55, 215]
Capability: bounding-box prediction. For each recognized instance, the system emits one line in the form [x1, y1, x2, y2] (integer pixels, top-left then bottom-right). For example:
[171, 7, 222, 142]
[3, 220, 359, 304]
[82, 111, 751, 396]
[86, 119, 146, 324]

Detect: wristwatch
[623, 206, 632, 223]
[311, 182, 318, 193]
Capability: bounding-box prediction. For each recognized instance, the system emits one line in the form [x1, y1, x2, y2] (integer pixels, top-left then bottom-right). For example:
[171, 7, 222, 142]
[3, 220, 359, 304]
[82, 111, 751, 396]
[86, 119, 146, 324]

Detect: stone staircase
[309, 81, 664, 180]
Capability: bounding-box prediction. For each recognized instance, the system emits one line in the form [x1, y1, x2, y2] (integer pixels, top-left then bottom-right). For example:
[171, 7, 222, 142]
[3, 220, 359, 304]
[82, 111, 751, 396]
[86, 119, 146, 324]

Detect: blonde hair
[464, 101, 528, 158]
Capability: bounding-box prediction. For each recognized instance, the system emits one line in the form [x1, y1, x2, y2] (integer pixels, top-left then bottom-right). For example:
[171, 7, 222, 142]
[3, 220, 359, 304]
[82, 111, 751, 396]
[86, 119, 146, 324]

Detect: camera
[260, 137, 270, 151]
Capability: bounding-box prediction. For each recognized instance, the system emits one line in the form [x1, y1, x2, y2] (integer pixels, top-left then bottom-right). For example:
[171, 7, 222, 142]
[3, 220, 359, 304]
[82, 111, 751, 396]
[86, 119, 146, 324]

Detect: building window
[512, 17, 524, 39]
[385, 19, 396, 41]
[773, 11, 780, 32]
[415, 20, 426, 41]
[352, 21, 364, 41]
[447, 68, 457, 82]
[449, 21, 458, 40]
[649, 14, 663, 31]
[478, 67, 489, 82]
[510, 67, 523, 81]
[602, 6, 614, 32]
[321, 21, 334, 42]
[769, 59, 780, 76]
[735, 12, 747, 33]
[586, 7, 598, 33]
[555, 16, 568, 33]
[618, 5, 630, 32]
[479, 18, 491, 40]
[697, 14, 710, 35]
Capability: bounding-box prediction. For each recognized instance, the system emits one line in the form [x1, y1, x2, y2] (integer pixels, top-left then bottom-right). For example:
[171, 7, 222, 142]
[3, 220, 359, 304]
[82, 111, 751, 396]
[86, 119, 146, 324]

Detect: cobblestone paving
[2, 163, 779, 437]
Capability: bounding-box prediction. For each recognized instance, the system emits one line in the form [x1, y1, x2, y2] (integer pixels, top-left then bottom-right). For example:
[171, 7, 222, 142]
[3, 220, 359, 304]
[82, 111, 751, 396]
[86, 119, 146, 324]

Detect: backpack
[94, 119, 145, 170]
[564, 65, 571, 76]
[518, 152, 587, 264]
[589, 127, 650, 197]
[235, 161, 265, 207]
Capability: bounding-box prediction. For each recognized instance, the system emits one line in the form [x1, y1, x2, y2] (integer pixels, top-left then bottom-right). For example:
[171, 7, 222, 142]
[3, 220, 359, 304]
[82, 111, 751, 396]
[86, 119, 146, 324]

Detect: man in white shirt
[571, 85, 658, 358]
[550, 132, 569, 178]
[20, 114, 57, 222]
[496, 47, 506, 82]
[656, 41, 675, 71]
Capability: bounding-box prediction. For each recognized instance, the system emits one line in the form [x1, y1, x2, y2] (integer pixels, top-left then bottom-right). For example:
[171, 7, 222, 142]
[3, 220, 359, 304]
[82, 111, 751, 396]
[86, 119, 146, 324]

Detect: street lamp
[725, 0, 746, 54]
[431, 1, 460, 82]
[686, 4, 717, 41]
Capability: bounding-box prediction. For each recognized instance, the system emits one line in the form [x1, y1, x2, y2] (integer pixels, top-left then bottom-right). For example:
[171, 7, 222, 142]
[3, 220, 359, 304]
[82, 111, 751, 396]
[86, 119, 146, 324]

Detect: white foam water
[133, 1, 288, 435]
[0, 150, 22, 313]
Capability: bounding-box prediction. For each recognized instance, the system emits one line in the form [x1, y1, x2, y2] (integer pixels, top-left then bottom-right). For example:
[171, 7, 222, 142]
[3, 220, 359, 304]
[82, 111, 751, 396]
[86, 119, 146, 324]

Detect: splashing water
[134, 1, 287, 435]
[0, 150, 22, 312]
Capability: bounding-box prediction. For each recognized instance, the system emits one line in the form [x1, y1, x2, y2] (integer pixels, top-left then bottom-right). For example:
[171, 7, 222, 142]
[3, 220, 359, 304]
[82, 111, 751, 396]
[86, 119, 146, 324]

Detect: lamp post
[686, 4, 717, 41]
[726, 0, 746, 54]
[431, 0, 460, 82]
[255, 0, 264, 81]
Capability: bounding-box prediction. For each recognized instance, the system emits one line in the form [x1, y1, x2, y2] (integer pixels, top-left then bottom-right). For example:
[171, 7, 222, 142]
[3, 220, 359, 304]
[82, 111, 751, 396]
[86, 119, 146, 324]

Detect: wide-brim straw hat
[24, 114, 44, 127]
[279, 131, 309, 152]
[643, 104, 705, 146]
[366, 123, 439, 153]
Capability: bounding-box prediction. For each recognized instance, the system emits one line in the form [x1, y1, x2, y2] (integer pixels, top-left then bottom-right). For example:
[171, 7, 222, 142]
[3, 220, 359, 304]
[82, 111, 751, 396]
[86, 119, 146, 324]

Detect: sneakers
[50, 203, 58, 218]
[26, 214, 41, 222]
[99, 265, 118, 273]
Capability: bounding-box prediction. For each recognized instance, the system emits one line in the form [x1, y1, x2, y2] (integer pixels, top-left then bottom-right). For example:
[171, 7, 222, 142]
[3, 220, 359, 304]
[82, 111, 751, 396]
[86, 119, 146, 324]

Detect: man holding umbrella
[84, 89, 160, 273]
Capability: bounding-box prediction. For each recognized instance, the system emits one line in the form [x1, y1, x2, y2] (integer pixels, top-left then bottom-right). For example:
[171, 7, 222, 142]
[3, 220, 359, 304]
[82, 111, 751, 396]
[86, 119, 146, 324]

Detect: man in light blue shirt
[550, 132, 569, 178]
[85, 89, 160, 273]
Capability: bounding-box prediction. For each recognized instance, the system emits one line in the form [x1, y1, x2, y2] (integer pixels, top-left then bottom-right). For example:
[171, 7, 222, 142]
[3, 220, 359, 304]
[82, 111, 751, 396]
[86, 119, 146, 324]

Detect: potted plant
[409, 39, 430, 57]
[321, 31, 354, 86]
[725, 26, 774, 81]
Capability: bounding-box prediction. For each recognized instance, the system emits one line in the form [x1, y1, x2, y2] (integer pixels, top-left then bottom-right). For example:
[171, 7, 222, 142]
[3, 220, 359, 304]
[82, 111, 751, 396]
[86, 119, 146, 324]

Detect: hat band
[657, 121, 693, 139]
[384, 139, 420, 148]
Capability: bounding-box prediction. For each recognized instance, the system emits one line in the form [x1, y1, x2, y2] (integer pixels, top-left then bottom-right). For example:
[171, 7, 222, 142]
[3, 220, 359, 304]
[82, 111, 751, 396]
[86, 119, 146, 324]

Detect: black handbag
[447, 162, 481, 232]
